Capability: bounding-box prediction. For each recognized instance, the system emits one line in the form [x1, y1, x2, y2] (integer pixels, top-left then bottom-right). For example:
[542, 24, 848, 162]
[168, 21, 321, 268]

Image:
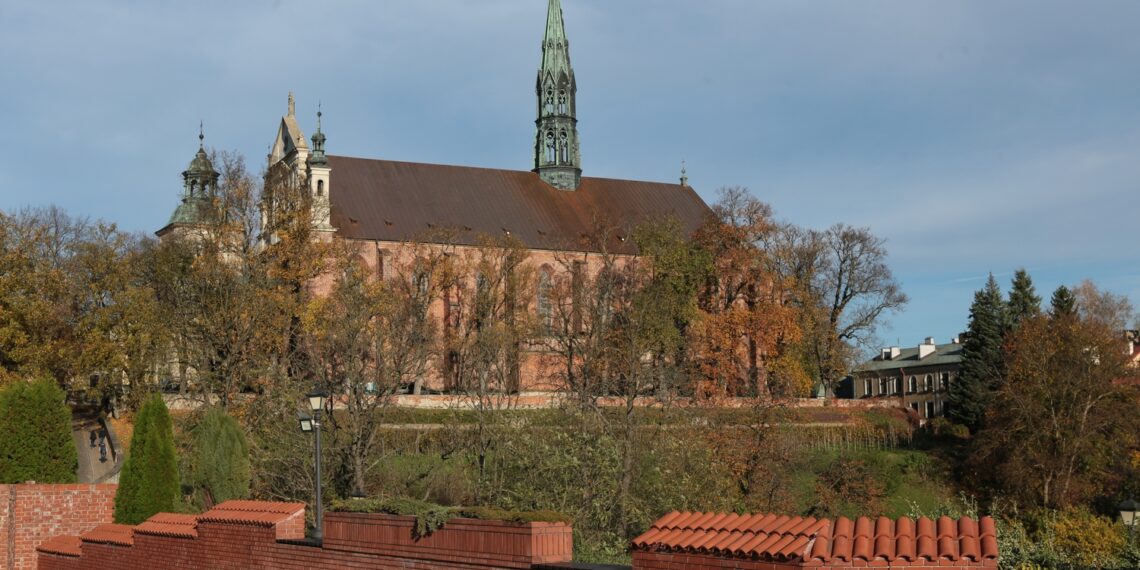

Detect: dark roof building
[844, 338, 964, 420]
[160, 0, 711, 250]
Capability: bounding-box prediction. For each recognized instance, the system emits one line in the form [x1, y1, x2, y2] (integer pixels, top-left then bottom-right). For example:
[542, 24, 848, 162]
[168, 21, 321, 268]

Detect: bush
[0, 379, 77, 483]
[330, 496, 572, 538]
[1049, 507, 1126, 569]
[114, 394, 180, 524]
[190, 407, 250, 509]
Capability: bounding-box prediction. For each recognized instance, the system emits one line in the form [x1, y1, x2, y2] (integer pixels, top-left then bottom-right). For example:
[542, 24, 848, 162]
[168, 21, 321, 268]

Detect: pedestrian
[89, 430, 97, 448]
[98, 439, 107, 463]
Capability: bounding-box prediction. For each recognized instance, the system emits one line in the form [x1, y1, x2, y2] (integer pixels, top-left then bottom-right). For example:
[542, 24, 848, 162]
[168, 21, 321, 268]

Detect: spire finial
[198, 121, 204, 149]
[317, 101, 323, 132]
[309, 102, 328, 167]
[288, 92, 295, 116]
[680, 160, 688, 187]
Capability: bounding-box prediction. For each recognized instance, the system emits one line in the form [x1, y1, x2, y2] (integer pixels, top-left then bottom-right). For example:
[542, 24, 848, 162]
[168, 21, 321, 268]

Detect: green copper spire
[534, 0, 581, 190]
[309, 105, 328, 166]
[166, 125, 220, 228]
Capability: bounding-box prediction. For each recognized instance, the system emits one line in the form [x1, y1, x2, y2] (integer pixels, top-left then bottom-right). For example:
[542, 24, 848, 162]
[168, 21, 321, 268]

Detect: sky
[1, 0, 1138, 352]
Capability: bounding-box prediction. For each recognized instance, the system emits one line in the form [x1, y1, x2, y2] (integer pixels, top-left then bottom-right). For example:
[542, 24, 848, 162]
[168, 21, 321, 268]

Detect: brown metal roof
[327, 155, 712, 252]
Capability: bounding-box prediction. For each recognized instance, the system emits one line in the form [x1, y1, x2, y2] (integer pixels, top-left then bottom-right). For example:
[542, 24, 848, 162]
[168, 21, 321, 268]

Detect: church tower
[534, 0, 581, 190]
[157, 126, 219, 240]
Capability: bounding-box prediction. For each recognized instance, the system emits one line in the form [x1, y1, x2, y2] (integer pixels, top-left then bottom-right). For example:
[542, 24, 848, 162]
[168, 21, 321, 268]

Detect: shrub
[1049, 507, 1125, 569]
[0, 379, 77, 483]
[329, 496, 572, 538]
[114, 394, 180, 524]
[190, 407, 250, 509]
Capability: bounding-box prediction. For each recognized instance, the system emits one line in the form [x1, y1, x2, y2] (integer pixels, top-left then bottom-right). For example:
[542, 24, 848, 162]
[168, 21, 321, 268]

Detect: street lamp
[300, 388, 328, 541]
[1120, 498, 1139, 540]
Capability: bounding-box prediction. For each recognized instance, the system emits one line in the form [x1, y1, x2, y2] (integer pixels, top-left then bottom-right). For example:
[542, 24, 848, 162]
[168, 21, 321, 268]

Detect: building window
[925, 401, 935, 418]
[863, 379, 872, 397]
[908, 376, 917, 393]
[940, 372, 950, 391]
[316, 179, 325, 196]
[537, 266, 553, 332]
[924, 374, 932, 392]
[878, 378, 885, 396]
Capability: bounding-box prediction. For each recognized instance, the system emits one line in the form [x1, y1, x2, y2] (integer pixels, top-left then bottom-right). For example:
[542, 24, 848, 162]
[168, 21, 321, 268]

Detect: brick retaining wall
[1, 483, 116, 570]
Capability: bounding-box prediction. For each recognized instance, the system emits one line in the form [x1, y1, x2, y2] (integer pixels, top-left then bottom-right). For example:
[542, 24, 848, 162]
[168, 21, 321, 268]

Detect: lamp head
[306, 388, 329, 413]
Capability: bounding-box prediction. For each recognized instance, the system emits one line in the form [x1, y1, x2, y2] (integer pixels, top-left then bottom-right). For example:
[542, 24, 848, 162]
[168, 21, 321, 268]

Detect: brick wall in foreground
[1, 483, 116, 570]
[38, 502, 574, 570]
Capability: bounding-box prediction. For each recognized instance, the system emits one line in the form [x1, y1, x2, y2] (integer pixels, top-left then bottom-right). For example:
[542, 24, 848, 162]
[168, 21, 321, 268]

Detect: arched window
[940, 372, 950, 391]
[908, 376, 917, 393]
[545, 87, 554, 114]
[924, 374, 932, 392]
[557, 89, 567, 114]
[545, 131, 557, 164]
[537, 266, 553, 332]
[316, 179, 325, 196]
[559, 131, 569, 163]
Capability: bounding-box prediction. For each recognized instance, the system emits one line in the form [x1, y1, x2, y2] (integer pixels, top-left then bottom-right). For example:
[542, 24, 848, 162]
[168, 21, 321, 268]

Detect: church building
[160, 0, 712, 392]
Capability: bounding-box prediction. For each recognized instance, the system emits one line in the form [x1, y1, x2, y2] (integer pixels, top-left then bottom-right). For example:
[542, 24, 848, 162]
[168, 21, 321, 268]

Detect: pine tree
[114, 394, 180, 524]
[949, 274, 1007, 432]
[1050, 285, 1077, 318]
[1007, 269, 1041, 330]
[190, 407, 250, 509]
[0, 379, 78, 483]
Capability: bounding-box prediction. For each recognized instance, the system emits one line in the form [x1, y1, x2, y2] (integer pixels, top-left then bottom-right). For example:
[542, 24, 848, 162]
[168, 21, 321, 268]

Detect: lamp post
[299, 388, 328, 541]
[1120, 498, 1139, 541]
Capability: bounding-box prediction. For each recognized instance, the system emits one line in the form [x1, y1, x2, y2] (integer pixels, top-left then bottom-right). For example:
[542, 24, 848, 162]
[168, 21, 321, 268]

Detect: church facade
[161, 0, 711, 392]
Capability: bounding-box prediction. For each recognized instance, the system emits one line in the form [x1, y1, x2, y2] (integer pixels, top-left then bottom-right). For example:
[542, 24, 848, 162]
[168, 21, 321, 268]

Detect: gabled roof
[326, 155, 711, 252]
[858, 343, 964, 373]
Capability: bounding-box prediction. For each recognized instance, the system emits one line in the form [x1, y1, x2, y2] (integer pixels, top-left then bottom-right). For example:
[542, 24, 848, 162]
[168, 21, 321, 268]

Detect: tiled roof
[632, 512, 998, 565]
[81, 523, 135, 547]
[198, 500, 305, 527]
[135, 513, 199, 539]
[326, 156, 711, 253]
[37, 535, 83, 557]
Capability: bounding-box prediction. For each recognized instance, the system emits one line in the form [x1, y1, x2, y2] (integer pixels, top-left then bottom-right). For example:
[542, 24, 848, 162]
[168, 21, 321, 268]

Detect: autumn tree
[1072, 279, 1136, 331]
[771, 223, 906, 395]
[302, 240, 437, 496]
[690, 188, 805, 398]
[973, 307, 1139, 508]
[949, 274, 1006, 432]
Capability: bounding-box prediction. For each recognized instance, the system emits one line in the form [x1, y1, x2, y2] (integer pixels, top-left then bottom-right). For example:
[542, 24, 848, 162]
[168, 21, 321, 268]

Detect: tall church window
[545, 87, 555, 114]
[537, 266, 553, 332]
[316, 180, 325, 196]
[558, 89, 567, 114]
[559, 131, 569, 163]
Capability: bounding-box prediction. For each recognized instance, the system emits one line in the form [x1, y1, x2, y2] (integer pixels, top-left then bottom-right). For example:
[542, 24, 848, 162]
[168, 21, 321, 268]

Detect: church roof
[326, 155, 711, 252]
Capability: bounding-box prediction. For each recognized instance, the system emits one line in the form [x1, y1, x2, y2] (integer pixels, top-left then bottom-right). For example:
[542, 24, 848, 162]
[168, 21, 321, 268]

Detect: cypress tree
[0, 379, 78, 484]
[114, 394, 180, 524]
[949, 274, 1007, 432]
[190, 407, 250, 509]
[1050, 285, 1077, 318]
[1007, 269, 1041, 330]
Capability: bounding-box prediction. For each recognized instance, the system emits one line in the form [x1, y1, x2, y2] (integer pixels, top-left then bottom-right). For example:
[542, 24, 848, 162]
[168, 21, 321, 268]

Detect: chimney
[881, 347, 902, 360]
[918, 338, 936, 359]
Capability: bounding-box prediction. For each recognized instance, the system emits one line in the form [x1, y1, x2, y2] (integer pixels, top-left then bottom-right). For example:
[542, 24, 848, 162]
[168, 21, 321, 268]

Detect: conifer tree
[0, 379, 77, 483]
[1050, 285, 1077, 318]
[114, 394, 180, 524]
[1007, 269, 1041, 330]
[949, 274, 1007, 432]
[190, 406, 250, 508]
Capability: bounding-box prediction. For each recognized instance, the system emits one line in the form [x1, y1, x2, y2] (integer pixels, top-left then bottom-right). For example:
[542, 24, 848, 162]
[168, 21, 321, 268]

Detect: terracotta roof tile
[81, 524, 134, 546]
[198, 500, 305, 527]
[135, 513, 199, 538]
[37, 535, 83, 557]
[632, 511, 1000, 567]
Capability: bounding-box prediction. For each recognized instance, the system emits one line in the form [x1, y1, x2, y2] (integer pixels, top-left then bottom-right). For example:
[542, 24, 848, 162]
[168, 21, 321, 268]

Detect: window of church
[316, 179, 325, 197]
[559, 131, 569, 163]
[537, 267, 553, 332]
[557, 89, 567, 114]
[545, 131, 557, 164]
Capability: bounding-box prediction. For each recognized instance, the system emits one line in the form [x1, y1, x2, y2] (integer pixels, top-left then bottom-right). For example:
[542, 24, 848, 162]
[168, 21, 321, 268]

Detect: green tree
[949, 274, 1006, 432]
[115, 394, 180, 524]
[190, 406, 250, 509]
[1050, 285, 1077, 318]
[0, 379, 77, 483]
[1006, 269, 1041, 330]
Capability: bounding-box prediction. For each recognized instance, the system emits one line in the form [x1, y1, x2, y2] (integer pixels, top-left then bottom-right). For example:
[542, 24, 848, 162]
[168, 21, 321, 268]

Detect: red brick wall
[2, 483, 116, 570]
[39, 511, 574, 570]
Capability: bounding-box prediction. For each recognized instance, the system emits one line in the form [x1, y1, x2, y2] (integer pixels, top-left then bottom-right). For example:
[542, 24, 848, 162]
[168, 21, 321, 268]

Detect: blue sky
[1, 0, 1138, 351]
